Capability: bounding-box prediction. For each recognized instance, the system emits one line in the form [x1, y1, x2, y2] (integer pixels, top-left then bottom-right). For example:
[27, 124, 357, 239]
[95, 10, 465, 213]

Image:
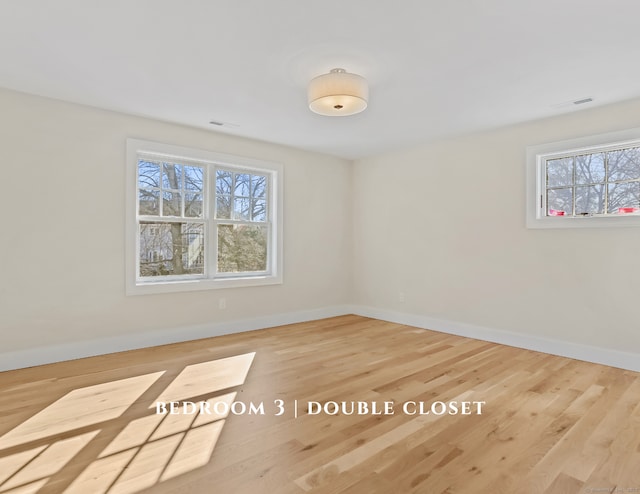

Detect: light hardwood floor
[0, 315, 639, 494]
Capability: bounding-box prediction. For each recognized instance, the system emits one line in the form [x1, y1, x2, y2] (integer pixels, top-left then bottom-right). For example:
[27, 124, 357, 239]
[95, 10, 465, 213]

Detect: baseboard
[4, 305, 638, 374]
[0, 305, 353, 372]
[350, 305, 640, 373]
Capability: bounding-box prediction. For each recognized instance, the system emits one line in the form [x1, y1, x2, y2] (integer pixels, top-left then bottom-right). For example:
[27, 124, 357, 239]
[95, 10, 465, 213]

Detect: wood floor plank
[0, 315, 639, 493]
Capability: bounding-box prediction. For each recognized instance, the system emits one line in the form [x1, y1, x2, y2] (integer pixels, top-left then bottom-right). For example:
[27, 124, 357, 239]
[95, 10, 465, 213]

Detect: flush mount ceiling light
[308, 68, 368, 116]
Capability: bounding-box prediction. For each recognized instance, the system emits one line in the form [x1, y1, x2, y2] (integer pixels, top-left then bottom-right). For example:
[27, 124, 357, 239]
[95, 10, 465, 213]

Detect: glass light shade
[308, 68, 368, 116]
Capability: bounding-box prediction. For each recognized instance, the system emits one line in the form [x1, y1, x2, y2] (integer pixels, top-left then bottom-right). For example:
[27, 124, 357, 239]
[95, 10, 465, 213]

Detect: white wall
[0, 88, 352, 363]
[352, 97, 640, 356]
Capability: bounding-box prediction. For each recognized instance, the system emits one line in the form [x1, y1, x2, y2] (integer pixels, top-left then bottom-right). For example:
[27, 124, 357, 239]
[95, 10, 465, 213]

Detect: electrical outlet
[219, 298, 227, 310]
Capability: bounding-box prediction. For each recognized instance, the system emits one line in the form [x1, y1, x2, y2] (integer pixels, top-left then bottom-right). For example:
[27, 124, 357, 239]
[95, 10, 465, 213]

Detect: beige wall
[352, 98, 640, 354]
[0, 88, 352, 354]
[3, 86, 640, 366]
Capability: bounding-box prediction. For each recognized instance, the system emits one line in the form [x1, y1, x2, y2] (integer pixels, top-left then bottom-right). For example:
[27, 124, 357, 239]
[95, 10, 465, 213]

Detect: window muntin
[543, 145, 640, 218]
[127, 139, 282, 293]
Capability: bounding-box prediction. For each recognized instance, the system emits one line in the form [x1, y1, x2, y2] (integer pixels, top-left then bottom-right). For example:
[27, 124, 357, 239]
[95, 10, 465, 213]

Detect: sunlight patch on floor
[0, 352, 256, 494]
[0, 373, 164, 450]
[0, 431, 98, 493]
[152, 352, 255, 405]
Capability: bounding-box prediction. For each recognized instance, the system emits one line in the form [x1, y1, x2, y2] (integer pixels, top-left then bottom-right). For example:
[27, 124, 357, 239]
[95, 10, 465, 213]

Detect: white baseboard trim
[350, 305, 640, 373]
[0, 305, 352, 372]
[3, 305, 638, 374]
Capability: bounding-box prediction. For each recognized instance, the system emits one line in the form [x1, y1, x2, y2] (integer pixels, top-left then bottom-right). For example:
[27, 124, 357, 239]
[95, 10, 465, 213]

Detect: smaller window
[527, 128, 640, 228]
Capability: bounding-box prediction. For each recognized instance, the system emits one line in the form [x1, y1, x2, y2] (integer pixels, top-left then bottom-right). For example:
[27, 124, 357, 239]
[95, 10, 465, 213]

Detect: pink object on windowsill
[618, 207, 639, 214]
[548, 209, 565, 216]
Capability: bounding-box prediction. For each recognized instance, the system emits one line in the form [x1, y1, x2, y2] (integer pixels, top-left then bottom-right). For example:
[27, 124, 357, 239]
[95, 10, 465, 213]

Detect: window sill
[526, 214, 640, 229]
[126, 274, 283, 296]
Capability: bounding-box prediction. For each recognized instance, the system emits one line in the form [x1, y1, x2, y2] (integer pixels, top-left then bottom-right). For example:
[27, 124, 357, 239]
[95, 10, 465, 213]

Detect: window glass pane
[162, 163, 182, 190]
[547, 188, 572, 216]
[216, 170, 232, 195]
[139, 222, 204, 277]
[608, 147, 640, 182]
[235, 173, 251, 197]
[185, 192, 203, 218]
[547, 158, 573, 188]
[162, 191, 182, 216]
[139, 190, 159, 215]
[182, 224, 205, 273]
[575, 185, 604, 215]
[233, 197, 251, 220]
[184, 165, 203, 191]
[138, 161, 160, 188]
[252, 199, 267, 221]
[575, 153, 605, 185]
[217, 224, 267, 273]
[252, 175, 267, 198]
[216, 195, 231, 219]
[608, 182, 640, 213]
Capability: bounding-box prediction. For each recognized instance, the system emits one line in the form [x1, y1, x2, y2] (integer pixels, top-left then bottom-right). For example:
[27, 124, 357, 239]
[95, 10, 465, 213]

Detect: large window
[126, 139, 283, 294]
[526, 128, 640, 228]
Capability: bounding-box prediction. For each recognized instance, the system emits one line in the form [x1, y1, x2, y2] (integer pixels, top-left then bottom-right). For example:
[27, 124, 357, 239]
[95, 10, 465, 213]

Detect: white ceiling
[2, 1, 640, 160]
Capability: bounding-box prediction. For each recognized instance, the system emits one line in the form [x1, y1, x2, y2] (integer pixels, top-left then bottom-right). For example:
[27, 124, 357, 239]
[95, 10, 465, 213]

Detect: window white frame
[526, 127, 640, 229]
[126, 139, 283, 295]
